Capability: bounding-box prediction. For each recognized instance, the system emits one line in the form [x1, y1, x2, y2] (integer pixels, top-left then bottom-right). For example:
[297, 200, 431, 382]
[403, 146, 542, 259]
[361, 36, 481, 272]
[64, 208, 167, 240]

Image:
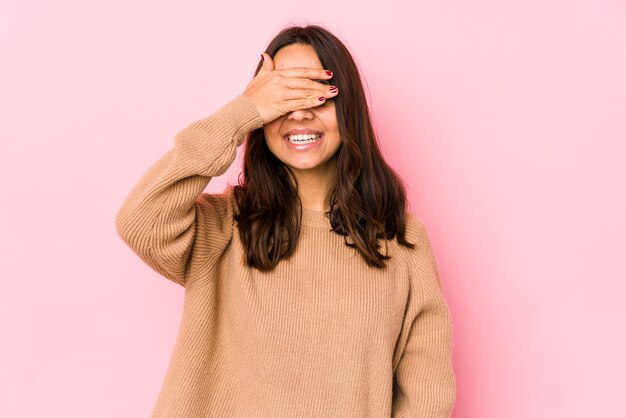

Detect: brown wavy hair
[233, 24, 415, 271]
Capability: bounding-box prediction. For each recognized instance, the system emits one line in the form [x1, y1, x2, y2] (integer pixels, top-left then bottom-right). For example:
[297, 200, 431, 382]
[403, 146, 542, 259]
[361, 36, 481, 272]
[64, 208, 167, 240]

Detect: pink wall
[1, 1, 625, 416]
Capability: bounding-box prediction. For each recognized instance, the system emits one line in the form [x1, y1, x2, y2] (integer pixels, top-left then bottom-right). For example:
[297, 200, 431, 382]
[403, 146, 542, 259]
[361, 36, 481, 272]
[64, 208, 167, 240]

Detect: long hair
[233, 24, 415, 271]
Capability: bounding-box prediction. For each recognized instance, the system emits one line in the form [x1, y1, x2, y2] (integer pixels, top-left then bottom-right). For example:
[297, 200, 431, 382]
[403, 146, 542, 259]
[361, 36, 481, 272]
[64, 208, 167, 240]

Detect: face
[262, 43, 342, 180]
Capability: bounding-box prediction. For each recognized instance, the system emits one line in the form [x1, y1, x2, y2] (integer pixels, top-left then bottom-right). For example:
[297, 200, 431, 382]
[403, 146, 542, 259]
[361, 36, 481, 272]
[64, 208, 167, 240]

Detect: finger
[257, 53, 274, 75]
[282, 76, 334, 92]
[282, 86, 338, 101]
[283, 96, 329, 112]
[279, 76, 336, 101]
[276, 66, 332, 81]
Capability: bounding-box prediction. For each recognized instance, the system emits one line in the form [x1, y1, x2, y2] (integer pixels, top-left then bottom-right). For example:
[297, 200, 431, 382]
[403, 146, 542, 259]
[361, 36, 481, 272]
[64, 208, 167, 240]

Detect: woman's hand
[243, 53, 339, 125]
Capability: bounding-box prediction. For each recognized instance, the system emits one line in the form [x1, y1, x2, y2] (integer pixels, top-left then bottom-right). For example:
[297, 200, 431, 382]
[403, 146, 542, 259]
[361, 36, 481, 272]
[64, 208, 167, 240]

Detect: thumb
[258, 52, 274, 74]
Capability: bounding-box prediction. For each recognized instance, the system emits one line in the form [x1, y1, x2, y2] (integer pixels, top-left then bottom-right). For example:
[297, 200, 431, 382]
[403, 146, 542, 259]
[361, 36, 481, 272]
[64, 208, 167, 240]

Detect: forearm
[115, 94, 263, 285]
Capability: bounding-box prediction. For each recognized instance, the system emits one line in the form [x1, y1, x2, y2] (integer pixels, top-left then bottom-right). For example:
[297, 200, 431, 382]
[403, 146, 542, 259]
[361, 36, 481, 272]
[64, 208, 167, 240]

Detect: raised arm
[115, 94, 263, 288]
[115, 52, 338, 288]
[392, 217, 457, 417]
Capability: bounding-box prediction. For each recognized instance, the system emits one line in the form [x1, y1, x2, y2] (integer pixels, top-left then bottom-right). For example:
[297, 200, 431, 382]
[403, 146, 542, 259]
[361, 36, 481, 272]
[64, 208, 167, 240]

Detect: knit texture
[115, 94, 457, 417]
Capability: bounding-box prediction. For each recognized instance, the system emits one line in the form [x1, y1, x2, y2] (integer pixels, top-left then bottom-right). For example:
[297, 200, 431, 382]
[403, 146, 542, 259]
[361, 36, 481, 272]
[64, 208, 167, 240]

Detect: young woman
[116, 25, 456, 418]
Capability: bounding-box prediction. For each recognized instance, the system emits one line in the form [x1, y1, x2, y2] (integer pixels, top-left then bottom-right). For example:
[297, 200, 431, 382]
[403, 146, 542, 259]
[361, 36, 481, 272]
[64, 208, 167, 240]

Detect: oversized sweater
[115, 94, 457, 418]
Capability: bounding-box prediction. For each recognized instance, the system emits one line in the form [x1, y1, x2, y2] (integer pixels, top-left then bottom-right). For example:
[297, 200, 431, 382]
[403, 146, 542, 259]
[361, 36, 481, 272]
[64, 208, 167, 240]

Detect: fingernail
[326, 70, 332, 76]
[329, 86, 338, 93]
[319, 96, 325, 101]
[261, 54, 264, 61]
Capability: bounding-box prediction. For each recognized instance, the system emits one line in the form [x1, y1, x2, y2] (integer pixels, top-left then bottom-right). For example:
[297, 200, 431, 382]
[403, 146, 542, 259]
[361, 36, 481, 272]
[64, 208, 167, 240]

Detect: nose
[287, 107, 314, 121]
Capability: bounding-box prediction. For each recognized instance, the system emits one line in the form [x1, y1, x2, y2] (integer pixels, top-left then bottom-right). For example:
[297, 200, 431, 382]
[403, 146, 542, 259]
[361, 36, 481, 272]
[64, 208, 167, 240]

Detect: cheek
[320, 106, 339, 131]
[262, 126, 281, 145]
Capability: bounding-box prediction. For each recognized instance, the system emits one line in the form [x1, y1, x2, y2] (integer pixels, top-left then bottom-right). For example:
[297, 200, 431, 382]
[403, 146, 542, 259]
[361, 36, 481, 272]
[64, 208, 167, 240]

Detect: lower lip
[284, 135, 323, 150]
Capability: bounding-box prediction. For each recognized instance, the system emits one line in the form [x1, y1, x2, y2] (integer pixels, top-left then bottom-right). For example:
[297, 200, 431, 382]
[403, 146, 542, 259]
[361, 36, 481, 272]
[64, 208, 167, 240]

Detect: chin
[284, 161, 316, 170]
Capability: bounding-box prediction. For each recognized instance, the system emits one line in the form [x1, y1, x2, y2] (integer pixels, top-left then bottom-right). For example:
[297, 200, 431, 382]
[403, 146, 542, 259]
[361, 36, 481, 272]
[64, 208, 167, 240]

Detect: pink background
[1, 1, 625, 417]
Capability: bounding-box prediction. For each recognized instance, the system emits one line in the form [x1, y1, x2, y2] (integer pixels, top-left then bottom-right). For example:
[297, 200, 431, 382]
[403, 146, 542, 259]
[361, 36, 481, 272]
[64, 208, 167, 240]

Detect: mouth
[283, 132, 324, 145]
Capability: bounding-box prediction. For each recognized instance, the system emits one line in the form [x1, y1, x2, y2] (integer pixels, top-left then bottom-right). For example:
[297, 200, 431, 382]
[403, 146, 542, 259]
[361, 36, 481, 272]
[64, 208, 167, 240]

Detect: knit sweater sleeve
[392, 216, 457, 417]
[115, 94, 264, 288]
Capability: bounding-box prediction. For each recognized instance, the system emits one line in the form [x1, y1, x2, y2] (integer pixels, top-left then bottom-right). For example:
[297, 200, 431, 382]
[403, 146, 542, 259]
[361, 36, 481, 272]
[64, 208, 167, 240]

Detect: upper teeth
[287, 134, 321, 141]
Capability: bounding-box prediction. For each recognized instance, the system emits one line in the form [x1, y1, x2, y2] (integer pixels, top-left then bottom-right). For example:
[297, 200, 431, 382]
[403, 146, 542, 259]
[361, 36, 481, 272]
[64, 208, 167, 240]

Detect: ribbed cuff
[212, 94, 265, 146]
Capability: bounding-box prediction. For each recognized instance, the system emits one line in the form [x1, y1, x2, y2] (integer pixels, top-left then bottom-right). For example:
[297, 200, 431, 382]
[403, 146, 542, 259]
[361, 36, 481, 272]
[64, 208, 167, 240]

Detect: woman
[116, 24, 456, 418]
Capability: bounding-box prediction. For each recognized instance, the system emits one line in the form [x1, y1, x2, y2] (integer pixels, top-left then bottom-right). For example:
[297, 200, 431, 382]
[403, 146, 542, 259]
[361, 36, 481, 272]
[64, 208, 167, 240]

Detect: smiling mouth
[283, 133, 323, 144]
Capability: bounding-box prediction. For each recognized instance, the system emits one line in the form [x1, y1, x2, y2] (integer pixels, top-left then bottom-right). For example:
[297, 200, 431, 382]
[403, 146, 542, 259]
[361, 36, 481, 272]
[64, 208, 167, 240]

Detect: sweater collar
[300, 206, 330, 228]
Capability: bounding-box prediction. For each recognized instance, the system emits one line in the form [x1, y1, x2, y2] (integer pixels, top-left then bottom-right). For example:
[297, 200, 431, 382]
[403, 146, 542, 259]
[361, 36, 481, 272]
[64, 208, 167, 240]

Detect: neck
[291, 160, 336, 212]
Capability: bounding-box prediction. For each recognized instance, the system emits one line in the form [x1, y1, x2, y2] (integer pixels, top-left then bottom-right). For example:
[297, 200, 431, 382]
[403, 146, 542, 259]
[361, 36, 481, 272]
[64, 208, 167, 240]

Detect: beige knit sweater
[115, 94, 456, 417]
